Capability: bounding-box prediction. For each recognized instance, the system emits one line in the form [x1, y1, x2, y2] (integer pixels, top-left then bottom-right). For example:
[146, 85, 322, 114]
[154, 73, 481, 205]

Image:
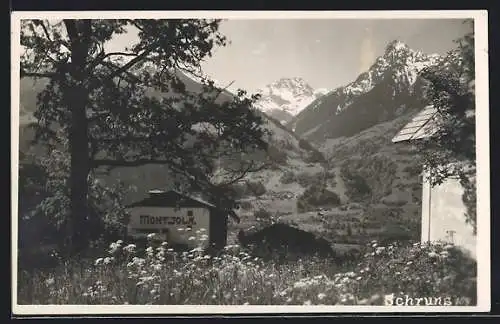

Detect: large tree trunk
[68, 90, 89, 255]
[65, 20, 92, 256]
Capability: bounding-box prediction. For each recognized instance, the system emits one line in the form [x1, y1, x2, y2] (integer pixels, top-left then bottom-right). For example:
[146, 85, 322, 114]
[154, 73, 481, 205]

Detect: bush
[246, 181, 267, 197]
[17, 239, 477, 305]
[267, 145, 288, 165]
[239, 201, 253, 210]
[280, 171, 296, 184]
[341, 167, 372, 202]
[231, 181, 267, 198]
[305, 150, 326, 164]
[254, 208, 272, 221]
[298, 138, 314, 151]
[297, 184, 341, 212]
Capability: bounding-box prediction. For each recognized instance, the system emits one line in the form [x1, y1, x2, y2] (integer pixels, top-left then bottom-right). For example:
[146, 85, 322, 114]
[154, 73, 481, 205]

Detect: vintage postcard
[11, 10, 490, 315]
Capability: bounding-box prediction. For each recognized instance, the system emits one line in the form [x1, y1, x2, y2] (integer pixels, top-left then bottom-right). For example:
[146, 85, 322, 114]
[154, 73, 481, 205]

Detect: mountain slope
[18, 71, 325, 206]
[289, 40, 442, 143]
[254, 77, 328, 124]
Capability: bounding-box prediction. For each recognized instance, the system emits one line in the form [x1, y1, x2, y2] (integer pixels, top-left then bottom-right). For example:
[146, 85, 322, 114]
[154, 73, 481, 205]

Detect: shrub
[17, 239, 476, 306]
[297, 184, 341, 212]
[280, 171, 296, 184]
[305, 150, 326, 164]
[239, 201, 253, 210]
[254, 208, 272, 221]
[298, 138, 315, 151]
[341, 166, 372, 202]
[246, 181, 267, 197]
[267, 145, 288, 165]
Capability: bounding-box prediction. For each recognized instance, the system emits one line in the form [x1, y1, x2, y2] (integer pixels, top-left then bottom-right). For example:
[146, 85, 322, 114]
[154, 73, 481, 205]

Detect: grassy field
[17, 235, 477, 306]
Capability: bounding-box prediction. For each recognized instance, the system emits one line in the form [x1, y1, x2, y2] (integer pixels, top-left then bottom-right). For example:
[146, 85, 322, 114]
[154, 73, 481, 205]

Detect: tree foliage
[19, 19, 270, 253]
[418, 19, 476, 232]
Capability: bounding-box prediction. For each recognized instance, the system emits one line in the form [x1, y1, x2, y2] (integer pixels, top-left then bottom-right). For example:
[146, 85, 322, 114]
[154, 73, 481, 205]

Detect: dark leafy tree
[20, 19, 269, 254]
[417, 19, 476, 232]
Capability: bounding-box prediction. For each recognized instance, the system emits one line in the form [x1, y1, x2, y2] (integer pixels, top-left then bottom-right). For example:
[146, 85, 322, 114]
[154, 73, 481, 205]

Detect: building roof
[126, 189, 216, 209]
[392, 106, 439, 143]
[125, 189, 241, 223]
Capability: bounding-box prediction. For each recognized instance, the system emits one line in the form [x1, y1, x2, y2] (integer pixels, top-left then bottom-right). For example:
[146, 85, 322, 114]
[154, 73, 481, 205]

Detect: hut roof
[392, 105, 439, 143]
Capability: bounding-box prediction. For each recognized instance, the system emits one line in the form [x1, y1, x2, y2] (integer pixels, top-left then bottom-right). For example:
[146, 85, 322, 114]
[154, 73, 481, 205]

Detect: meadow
[17, 230, 477, 306]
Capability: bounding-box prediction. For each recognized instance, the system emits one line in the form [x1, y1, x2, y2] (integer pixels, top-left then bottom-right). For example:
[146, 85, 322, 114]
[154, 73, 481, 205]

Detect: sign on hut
[125, 189, 235, 250]
[392, 105, 476, 259]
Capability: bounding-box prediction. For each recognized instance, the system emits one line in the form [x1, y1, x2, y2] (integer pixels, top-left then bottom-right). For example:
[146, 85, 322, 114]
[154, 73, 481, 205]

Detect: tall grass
[17, 231, 476, 306]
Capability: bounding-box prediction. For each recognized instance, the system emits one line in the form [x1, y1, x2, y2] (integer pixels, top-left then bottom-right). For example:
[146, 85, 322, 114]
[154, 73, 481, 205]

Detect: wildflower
[444, 244, 454, 250]
[303, 300, 312, 305]
[147, 233, 156, 239]
[95, 258, 103, 266]
[146, 247, 154, 254]
[45, 277, 55, 286]
[428, 251, 438, 258]
[440, 251, 450, 258]
[124, 244, 136, 253]
[116, 240, 123, 245]
[356, 276, 362, 281]
[279, 289, 289, 297]
[293, 281, 307, 289]
[109, 242, 120, 253]
[375, 247, 386, 255]
[188, 236, 196, 241]
[317, 293, 326, 300]
[177, 228, 185, 232]
[406, 261, 413, 265]
[103, 257, 114, 265]
[243, 302, 250, 305]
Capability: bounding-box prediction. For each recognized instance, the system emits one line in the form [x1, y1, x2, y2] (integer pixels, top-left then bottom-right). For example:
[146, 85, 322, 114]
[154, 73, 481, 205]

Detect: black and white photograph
[11, 10, 490, 314]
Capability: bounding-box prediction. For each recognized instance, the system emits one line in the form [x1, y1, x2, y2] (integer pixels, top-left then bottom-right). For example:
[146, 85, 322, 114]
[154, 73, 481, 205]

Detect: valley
[19, 39, 440, 257]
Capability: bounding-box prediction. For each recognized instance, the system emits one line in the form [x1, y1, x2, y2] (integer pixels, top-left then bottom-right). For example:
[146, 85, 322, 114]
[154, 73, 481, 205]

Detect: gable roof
[125, 189, 241, 223]
[392, 105, 439, 143]
[126, 189, 217, 209]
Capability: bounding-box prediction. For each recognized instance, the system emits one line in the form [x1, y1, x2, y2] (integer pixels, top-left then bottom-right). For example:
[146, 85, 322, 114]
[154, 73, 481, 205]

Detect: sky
[108, 18, 473, 93]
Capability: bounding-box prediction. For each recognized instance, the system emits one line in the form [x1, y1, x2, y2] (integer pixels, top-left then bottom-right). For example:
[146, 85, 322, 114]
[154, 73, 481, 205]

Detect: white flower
[124, 244, 136, 253]
[317, 293, 326, 300]
[293, 281, 307, 289]
[95, 258, 103, 266]
[147, 233, 156, 239]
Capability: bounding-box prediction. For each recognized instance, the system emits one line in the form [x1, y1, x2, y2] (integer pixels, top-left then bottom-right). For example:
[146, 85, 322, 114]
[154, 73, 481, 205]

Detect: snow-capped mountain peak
[330, 40, 443, 113]
[254, 77, 329, 120]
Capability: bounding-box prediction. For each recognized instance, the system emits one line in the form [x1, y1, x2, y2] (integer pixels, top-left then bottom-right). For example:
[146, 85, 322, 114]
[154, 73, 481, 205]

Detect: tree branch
[39, 20, 52, 42]
[103, 41, 159, 81]
[20, 69, 59, 78]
